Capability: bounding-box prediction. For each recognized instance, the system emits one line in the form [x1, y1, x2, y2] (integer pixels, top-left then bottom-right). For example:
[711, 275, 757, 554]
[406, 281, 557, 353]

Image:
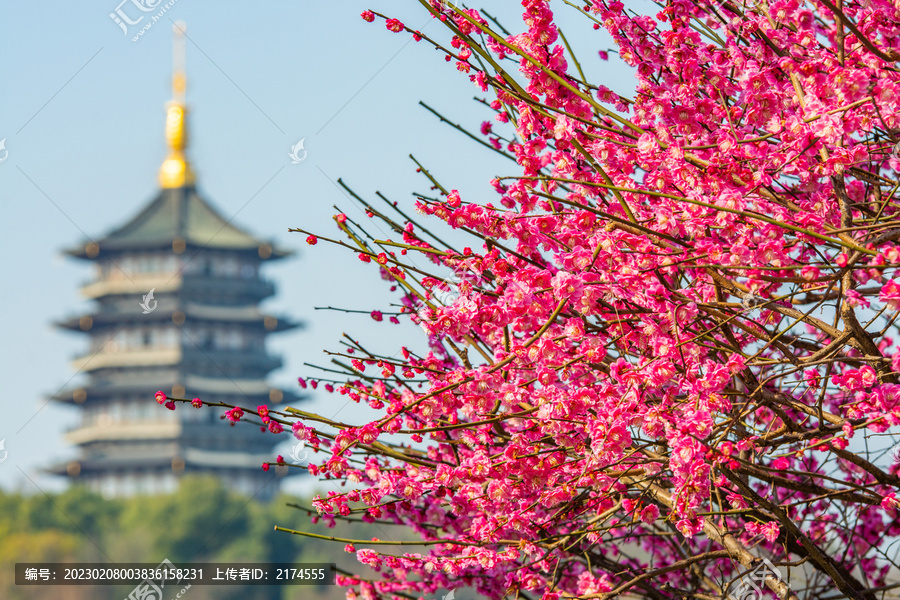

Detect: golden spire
[159, 21, 195, 189]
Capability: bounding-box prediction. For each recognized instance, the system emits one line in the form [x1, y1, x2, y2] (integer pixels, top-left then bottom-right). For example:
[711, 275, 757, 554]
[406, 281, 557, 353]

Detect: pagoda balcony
[65, 419, 279, 448]
[65, 420, 182, 445]
[50, 375, 301, 405]
[70, 346, 282, 374]
[182, 447, 277, 469]
[48, 447, 278, 475]
[71, 347, 182, 371]
[80, 273, 183, 299]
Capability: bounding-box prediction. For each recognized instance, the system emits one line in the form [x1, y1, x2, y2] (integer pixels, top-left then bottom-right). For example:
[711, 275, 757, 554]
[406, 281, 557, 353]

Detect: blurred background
[0, 1, 632, 598]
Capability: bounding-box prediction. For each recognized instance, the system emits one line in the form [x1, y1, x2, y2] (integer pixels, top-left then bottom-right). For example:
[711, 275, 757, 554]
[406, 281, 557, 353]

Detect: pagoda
[49, 24, 300, 499]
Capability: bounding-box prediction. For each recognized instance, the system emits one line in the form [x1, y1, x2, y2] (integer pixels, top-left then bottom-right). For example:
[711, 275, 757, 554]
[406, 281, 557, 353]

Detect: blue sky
[0, 1, 633, 496]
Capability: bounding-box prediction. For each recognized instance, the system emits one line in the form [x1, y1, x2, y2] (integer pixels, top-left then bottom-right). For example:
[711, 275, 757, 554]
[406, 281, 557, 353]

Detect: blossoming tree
[161, 0, 900, 598]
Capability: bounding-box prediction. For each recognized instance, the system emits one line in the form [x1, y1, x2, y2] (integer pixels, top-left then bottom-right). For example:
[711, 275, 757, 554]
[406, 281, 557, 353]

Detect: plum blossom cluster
[165, 1, 900, 599]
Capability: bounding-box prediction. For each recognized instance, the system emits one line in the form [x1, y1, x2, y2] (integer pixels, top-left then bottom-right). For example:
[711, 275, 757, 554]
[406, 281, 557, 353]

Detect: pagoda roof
[65, 186, 292, 259]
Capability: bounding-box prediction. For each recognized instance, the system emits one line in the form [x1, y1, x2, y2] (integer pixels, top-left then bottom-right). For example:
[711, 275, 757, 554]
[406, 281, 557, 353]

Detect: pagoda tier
[48, 23, 303, 500]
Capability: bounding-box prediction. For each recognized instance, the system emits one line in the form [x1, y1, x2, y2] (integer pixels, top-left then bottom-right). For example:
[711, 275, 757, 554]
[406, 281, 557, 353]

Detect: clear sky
[0, 1, 635, 496]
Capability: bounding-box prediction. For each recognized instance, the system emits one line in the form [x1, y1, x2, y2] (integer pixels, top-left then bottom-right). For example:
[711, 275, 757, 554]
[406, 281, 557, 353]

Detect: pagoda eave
[50, 382, 305, 405]
[45, 448, 283, 476]
[65, 242, 292, 261]
[55, 313, 300, 333]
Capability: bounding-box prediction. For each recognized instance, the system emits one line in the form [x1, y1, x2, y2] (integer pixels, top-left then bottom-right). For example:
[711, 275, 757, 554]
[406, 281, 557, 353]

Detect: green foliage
[0, 476, 369, 600]
[118, 475, 250, 562]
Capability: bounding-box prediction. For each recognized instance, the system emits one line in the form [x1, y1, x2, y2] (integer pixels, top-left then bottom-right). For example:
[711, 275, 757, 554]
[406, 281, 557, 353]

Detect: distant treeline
[0, 475, 381, 600]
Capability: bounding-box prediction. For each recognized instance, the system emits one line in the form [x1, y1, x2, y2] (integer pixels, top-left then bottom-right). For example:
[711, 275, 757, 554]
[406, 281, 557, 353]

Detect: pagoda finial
[159, 21, 195, 189]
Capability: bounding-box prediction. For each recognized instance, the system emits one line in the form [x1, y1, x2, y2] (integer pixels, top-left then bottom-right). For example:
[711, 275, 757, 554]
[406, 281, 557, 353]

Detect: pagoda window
[89, 335, 103, 352]
[240, 263, 257, 279]
[140, 403, 155, 420]
[134, 255, 153, 273]
[214, 255, 238, 277]
[112, 330, 126, 350]
[107, 261, 127, 280]
[165, 327, 179, 347]
[214, 329, 245, 350]
[248, 334, 264, 350]
[121, 474, 138, 496]
[199, 330, 212, 349]
[122, 329, 141, 349]
[184, 326, 206, 348]
[181, 259, 198, 274]
[138, 475, 153, 494]
[182, 407, 205, 422]
[101, 477, 116, 498]
[159, 473, 177, 494]
[141, 401, 155, 419]
[236, 475, 253, 496]
[148, 329, 165, 347]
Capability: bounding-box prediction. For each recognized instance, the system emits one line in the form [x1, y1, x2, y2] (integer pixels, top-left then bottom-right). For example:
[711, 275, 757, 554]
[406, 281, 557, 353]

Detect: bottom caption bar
[16, 561, 336, 586]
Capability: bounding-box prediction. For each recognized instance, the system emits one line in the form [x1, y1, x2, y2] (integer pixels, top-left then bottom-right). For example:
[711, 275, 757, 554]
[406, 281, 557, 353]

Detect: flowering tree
[162, 0, 900, 598]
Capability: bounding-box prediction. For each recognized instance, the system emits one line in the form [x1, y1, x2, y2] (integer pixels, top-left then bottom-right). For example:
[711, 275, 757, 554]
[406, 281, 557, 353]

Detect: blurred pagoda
[48, 23, 300, 499]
